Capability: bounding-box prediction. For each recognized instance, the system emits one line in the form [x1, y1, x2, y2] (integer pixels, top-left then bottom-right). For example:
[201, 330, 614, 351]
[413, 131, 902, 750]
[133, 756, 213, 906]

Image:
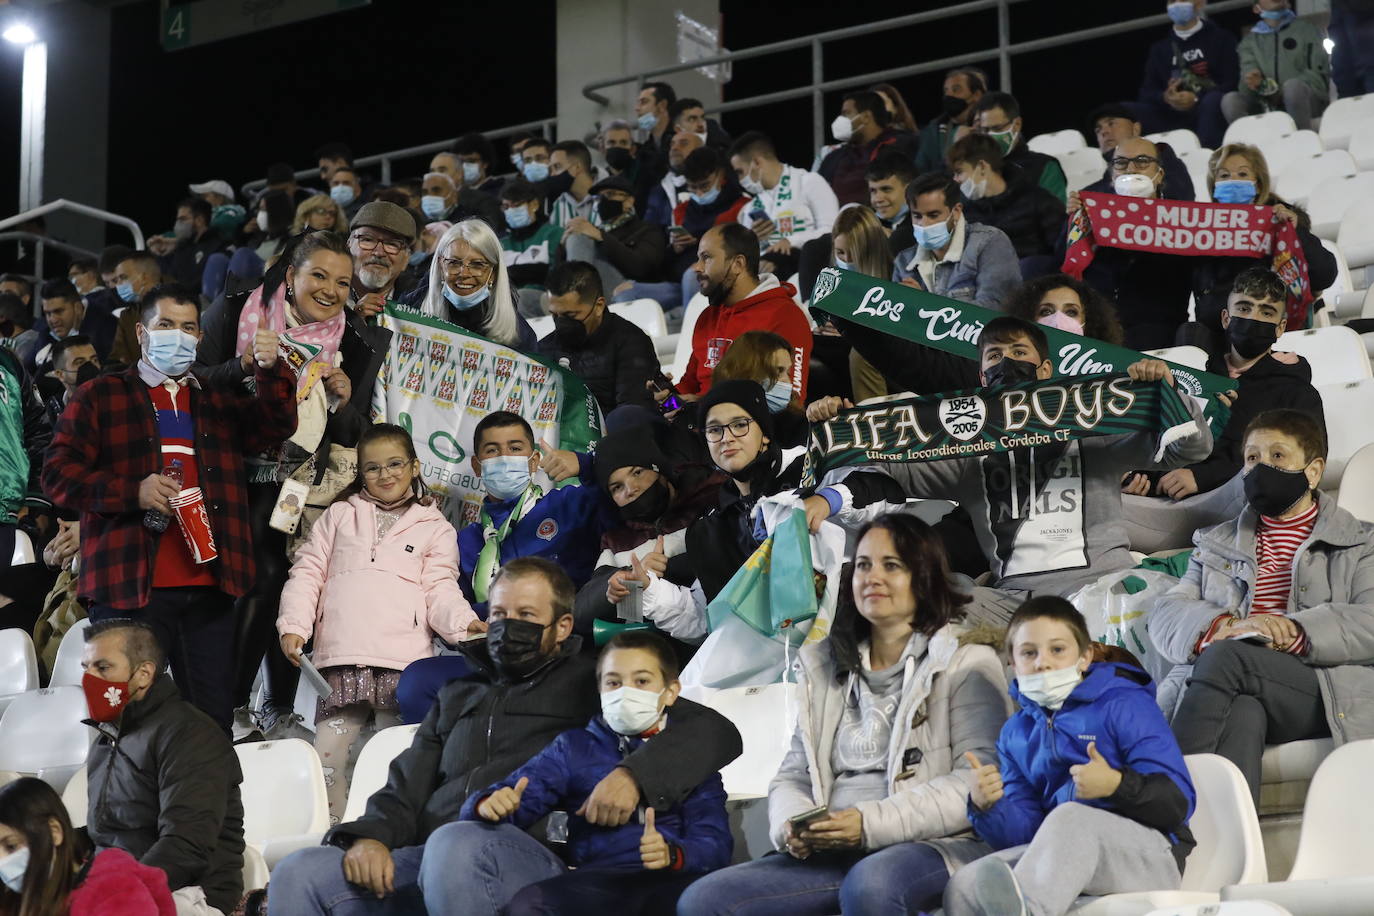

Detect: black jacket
[165, 231, 228, 290]
[26, 306, 119, 376]
[827, 306, 980, 398]
[595, 217, 667, 283]
[85, 678, 245, 914]
[819, 128, 920, 207]
[327, 635, 742, 851]
[962, 166, 1067, 259]
[1003, 143, 1066, 201]
[1086, 141, 1196, 203]
[444, 190, 503, 234]
[536, 312, 659, 415]
[1138, 19, 1240, 102]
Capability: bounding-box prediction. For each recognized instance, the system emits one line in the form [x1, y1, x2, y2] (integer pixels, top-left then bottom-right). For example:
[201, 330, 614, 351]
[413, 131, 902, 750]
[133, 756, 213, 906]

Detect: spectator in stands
[416, 220, 537, 350]
[45, 334, 101, 428]
[600, 119, 640, 185]
[420, 170, 502, 230]
[946, 598, 1195, 916]
[189, 178, 246, 245]
[269, 557, 740, 916]
[291, 192, 346, 235]
[158, 197, 228, 291]
[562, 175, 666, 295]
[80, 619, 245, 915]
[872, 81, 920, 134]
[1083, 103, 1197, 201]
[917, 67, 988, 174]
[820, 90, 919, 206]
[1155, 409, 1374, 802]
[947, 133, 1066, 273]
[1128, 269, 1322, 502]
[261, 161, 313, 208]
[455, 132, 506, 196]
[704, 328, 805, 447]
[500, 178, 564, 317]
[641, 130, 703, 229]
[548, 140, 599, 228]
[99, 246, 133, 289]
[1222, 0, 1330, 130]
[347, 200, 416, 320]
[520, 137, 554, 185]
[972, 92, 1068, 203]
[893, 173, 1021, 309]
[537, 261, 658, 415]
[0, 776, 178, 916]
[730, 131, 839, 283]
[316, 141, 353, 185]
[830, 206, 899, 401]
[668, 96, 732, 153]
[682, 514, 1010, 916]
[867, 151, 917, 253]
[246, 189, 295, 265]
[67, 257, 101, 296]
[109, 252, 163, 366]
[1189, 143, 1335, 352]
[0, 274, 32, 312]
[1130, 0, 1239, 148]
[634, 81, 678, 175]
[45, 280, 297, 734]
[0, 293, 38, 367]
[1007, 272, 1126, 346]
[673, 224, 811, 402]
[30, 278, 117, 375]
[0, 342, 50, 624]
[330, 167, 365, 221]
[1328, 0, 1374, 97]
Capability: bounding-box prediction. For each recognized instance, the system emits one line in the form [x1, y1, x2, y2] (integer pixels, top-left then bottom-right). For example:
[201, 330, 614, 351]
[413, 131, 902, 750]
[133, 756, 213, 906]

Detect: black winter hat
[697, 379, 774, 442]
[593, 426, 670, 491]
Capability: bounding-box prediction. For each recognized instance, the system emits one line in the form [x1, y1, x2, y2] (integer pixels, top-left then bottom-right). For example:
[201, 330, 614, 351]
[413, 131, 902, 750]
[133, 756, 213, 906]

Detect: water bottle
[143, 459, 184, 532]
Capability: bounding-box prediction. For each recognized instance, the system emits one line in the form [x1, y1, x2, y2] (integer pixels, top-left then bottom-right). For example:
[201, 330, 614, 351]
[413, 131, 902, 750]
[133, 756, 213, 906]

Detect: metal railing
[239, 116, 558, 201]
[0, 200, 146, 297]
[582, 0, 1255, 152]
[0, 232, 98, 286]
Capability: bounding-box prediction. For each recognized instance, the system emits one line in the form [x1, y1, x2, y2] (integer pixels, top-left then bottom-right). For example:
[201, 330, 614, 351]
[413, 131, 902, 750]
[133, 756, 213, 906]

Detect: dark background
[0, 0, 1254, 247]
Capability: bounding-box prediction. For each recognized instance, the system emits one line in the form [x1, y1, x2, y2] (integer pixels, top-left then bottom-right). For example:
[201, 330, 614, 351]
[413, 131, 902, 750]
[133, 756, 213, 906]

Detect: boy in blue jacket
[457, 629, 731, 915]
[945, 597, 1195, 916]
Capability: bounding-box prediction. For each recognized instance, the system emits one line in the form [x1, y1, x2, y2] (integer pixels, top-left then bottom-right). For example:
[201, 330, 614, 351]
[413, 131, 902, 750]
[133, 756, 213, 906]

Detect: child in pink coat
[277, 423, 483, 820]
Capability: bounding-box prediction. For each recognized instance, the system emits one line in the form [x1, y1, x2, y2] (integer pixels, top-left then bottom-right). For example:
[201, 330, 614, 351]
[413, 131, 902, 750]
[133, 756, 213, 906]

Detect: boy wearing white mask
[946, 598, 1196, 916]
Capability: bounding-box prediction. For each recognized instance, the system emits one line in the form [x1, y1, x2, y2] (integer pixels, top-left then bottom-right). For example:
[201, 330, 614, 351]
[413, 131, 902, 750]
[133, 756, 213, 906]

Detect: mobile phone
[788, 805, 829, 827]
[651, 376, 684, 414]
[668, 225, 690, 238]
[1231, 630, 1274, 643]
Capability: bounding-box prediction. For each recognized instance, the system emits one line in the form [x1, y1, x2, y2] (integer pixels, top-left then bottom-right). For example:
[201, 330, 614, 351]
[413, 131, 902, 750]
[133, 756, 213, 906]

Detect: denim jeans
[395, 655, 473, 724]
[611, 264, 700, 312]
[268, 823, 565, 916]
[676, 843, 951, 916]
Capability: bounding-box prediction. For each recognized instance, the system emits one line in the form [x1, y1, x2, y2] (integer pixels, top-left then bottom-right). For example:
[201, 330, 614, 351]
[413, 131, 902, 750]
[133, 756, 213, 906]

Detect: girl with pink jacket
[277, 424, 483, 821]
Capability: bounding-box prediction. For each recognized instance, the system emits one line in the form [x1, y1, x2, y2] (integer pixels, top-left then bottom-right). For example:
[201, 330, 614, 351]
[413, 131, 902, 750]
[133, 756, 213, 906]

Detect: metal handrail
[239, 116, 558, 201]
[0, 199, 145, 250]
[582, 0, 1254, 152]
[0, 232, 98, 287]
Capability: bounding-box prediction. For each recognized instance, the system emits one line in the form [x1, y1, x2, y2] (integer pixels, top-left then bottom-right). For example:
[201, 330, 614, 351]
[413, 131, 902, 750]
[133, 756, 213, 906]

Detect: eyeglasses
[362, 459, 411, 479]
[352, 233, 408, 256]
[704, 418, 755, 442]
[1111, 155, 1160, 171]
[442, 257, 494, 277]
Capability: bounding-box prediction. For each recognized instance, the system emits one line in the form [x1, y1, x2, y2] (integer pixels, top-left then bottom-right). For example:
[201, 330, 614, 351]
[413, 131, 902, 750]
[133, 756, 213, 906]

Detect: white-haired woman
[417, 218, 537, 350]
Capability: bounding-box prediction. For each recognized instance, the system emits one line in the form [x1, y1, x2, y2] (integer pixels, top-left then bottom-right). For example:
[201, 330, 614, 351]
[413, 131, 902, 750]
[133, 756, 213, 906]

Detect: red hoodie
[678, 277, 811, 399]
[69, 848, 176, 916]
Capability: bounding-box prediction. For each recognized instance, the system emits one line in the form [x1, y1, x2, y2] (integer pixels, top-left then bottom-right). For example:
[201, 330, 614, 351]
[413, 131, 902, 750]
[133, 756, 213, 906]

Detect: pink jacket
[277, 494, 478, 670]
[69, 848, 176, 916]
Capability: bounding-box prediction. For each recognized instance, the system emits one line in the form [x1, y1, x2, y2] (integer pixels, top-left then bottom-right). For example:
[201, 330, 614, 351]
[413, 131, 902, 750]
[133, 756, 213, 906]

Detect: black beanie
[593, 426, 670, 491]
[696, 379, 774, 442]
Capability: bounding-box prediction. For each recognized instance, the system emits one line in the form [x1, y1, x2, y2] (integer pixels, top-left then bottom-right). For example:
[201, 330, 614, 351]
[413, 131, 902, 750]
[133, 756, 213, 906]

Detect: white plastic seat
[0, 686, 93, 791]
[1260, 129, 1323, 178]
[1337, 442, 1374, 524]
[48, 620, 90, 688]
[608, 298, 668, 341]
[1258, 737, 1334, 816]
[1345, 120, 1374, 172]
[1307, 172, 1374, 240]
[242, 845, 270, 894]
[1336, 201, 1374, 281]
[526, 314, 554, 341]
[0, 629, 39, 718]
[1145, 904, 1292, 916]
[1178, 147, 1216, 202]
[1029, 128, 1088, 156]
[1224, 111, 1297, 149]
[685, 682, 798, 800]
[668, 293, 709, 382]
[1272, 148, 1357, 208]
[341, 724, 419, 823]
[1059, 147, 1110, 193]
[1318, 238, 1361, 321]
[1316, 379, 1374, 490]
[1277, 326, 1372, 387]
[1145, 128, 1201, 154]
[1144, 345, 1210, 371]
[62, 764, 87, 828]
[1318, 94, 1374, 150]
[234, 738, 330, 869]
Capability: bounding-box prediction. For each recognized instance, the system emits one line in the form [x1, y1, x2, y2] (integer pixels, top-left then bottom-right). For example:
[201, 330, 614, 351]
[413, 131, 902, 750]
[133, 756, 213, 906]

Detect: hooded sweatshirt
[677, 274, 811, 399]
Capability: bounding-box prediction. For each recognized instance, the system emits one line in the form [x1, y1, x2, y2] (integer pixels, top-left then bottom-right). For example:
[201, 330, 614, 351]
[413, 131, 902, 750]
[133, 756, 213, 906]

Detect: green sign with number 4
[160, 0, 370, 51]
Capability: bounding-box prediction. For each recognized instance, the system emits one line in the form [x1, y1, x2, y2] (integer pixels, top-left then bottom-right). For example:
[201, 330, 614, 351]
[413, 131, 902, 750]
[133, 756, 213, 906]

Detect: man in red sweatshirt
[676, 222, 811, 401]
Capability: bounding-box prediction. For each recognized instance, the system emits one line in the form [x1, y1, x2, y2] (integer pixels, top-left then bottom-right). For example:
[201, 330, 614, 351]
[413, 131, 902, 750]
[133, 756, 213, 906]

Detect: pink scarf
[235, 283, 346, 400]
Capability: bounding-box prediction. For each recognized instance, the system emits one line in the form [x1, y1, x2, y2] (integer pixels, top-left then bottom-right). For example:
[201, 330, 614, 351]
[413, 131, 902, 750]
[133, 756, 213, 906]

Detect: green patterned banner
[802, 373, 1196, 485]
[371, 305, 602, 529]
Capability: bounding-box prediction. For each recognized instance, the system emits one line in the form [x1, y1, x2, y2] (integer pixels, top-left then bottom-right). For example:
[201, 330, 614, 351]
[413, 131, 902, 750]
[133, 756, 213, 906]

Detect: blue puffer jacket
[458, 712, 732, 872]
[970, 662, 1196, 865]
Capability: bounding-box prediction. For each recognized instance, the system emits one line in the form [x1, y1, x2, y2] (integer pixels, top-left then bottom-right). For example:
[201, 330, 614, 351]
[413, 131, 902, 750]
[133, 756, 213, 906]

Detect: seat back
[1336, 202, 1374, 276]
[1058, 147, 1110, 193]
[0, 687, 92, 788]
[1337, 443, 1374, 524]
[1315, 379, 1374, 490]
[1288, 739, 1374, 880]
[233, 739, 330, 846]
[342, 725, 419, 823]
[62, 764, 87, 828]
[697, 682, 799, 799]
[1307, 172, 1374, 240]
[1318, 93, 1374, 150]
[1277, 326, 1373, 387]
[1345, 120, 1374, 172]
[1262, 129, 1324, 177]
[1143, 345, 1210, 371]
[608, 298, 668, 341]
[1179, 753, 1269, 891]
[526, 314, 554, 341]
[48, 620, 91, 688]
[1178, 147, 1216, 202]
[1145, 128, 1201, 154]
[0, 629, 39, 696]
[668, 293, 710, 382]
[1273, 149, 1358, 208]
[1223, 111, 1297, 148]
[1029, 129, 1088, 156]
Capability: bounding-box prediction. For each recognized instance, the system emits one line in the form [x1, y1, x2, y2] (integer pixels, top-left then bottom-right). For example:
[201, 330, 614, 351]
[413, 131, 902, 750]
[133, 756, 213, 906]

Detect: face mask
[987, 127, 1018, 156]
[690, 186, 721, 207]
[605, 147, 635, 173]
[462, 161, 482, 185]
[601, 685, 665, 736]
[504, 205, 533, 230]
[116, 281, 137, 303]
[914, 217, 953, 251]
[1260, 8, 1295, 23]
[983, 357, 1041, 388]
[329, 185, 356, 207]
[1244, 460, 1312, 517]
[173, 219, 193, 241]
[597, 197, 625, 223]
[637, 112, 658, 131]
[1212, 179, 1257, 204]
[481, 454, 531, 500]
[421, 195, 449, 219]
[75, 362, 100, 386]
[83, 670, 133, 723]
[1038, 311, 1085, 336]
[959, 175, 988, 201]
[0, 846, 28, 894]
[764, 378, 793, 413]
[1226, 314, 1279, 359]
[144, 328, 199, 377]
[545, 171, 575, 196]
[523, 161, 550, 183]
[941, 94, 968, 119]
[1018, 666, 1083, 710]
[834, 257, 852, 271]
[486, 617, 552, 678]
[510, 152, 524, 169]
[1113, 173, 1156, 198]
[831, 114, 855, 143]
[620, 477, 671, 524]
[739, 169, 765, 197]
[443, 282, 491, 311]
[553, 314, 589, 349]
[1167, 1, 1197, 26]
[256, 210, 270, 232]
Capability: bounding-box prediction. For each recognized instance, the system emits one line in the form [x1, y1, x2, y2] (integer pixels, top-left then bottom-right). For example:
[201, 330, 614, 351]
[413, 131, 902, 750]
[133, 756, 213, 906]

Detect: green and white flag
[371, 305, 602, 530]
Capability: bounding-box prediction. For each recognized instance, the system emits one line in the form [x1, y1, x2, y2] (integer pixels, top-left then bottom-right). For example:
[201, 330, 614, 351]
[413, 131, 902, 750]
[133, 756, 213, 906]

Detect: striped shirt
[148, 379, 216, 589]
[548, 192, 600, 229]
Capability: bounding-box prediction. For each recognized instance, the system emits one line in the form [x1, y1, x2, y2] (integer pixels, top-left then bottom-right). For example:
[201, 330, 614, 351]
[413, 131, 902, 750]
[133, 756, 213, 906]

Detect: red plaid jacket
[43, 362, 297, 609]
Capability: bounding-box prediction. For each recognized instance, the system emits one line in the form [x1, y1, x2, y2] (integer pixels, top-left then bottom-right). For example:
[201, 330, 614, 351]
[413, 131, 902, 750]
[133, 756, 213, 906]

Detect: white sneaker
[973, 857, 1028, 916]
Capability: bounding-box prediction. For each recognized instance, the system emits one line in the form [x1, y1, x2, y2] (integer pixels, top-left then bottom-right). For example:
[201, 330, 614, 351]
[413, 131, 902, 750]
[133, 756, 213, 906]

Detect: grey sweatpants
[944, 803, 1181, 916]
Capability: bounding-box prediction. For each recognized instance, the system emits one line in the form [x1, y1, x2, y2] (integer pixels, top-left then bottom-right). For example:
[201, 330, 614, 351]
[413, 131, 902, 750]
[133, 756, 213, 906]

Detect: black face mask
[545, 171, 575, 196]
[605, 148, 635, 173]
[486, 617, 552, 678]
[596, 197, 625, 223]
[982, 357, 1041, 388]
[941, 94, 968, 119]
[620, 477, 671, 524]
[1226, 315, 1279, 360]
[1243, 462, 1312, 518]
[553, 315, 589, 349]
[75, 362, 101, 386]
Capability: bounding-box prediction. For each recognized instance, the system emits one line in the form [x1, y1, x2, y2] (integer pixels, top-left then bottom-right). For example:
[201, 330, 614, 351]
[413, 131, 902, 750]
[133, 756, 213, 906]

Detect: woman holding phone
[678, 514, 1011, 916]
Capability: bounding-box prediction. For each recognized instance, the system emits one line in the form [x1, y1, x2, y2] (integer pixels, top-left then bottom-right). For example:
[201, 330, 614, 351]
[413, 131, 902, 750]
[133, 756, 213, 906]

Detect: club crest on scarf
[938, 394, 987, 442]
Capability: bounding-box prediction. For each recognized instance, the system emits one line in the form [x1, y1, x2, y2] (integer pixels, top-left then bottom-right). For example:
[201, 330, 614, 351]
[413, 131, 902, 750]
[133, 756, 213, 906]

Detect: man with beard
[641, 130, 704, 228]
[347, 202, 417, 320]
[267, 557, 741, 916]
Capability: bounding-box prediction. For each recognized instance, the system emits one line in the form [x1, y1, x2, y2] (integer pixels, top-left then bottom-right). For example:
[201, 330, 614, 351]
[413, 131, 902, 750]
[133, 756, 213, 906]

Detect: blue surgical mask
[144, 328, 199, 378]
[421, 195, 448, 219]
[510, 152, 524, 169]
[1259, 7, 1294, 22]
[914, 218, 953, 251]
[330, 185, 356, 207]
[1212, 179, 1257, 204]
[834, 257, 852, 271]
[523, 161, 550, 183]
[504, 205, 533, 230]
[0, 846, 27, 894]
[116, 281, 137, 303]
[1167, 1, 1196, 26]
[462, 161, 482, 185]
[443, 282, 491, 311]
[408, 249, 428, 267]
[690, 186, 721, 207]
[481, 455, 532, 500]
[637, 112, 657, 132]
[764, 378, 792, 413]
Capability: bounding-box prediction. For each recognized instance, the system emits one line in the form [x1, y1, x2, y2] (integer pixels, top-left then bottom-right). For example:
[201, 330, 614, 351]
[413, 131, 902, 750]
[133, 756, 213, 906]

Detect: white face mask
[1113, 173, 1156, 198]
[0, 846, 28, 894]
[1017, 666, 1083, 710]
[959, 173, 988, 201]
[600, 685, 665, 735]
[831, 114, 855, 143]
[256, 210, 270, 232]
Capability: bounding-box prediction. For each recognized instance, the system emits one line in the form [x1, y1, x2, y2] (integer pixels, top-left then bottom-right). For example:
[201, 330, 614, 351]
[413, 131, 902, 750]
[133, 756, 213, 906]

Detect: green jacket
[0, 348, 51, 524]
[1237, 18, 1329, 99]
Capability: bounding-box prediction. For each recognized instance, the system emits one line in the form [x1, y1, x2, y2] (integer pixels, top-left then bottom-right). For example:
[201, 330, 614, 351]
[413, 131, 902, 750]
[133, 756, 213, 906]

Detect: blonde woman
[292, 193, 347, 235]
[833, 205, 894, 402]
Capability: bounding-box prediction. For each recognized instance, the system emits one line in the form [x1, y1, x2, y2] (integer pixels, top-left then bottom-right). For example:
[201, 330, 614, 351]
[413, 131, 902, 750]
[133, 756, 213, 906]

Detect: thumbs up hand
[537, 440, 580, 483]
[641, 535, 668, 577]
[476, 776, 529, 821]
[639, 808, 671, 870]
[965, 751, 1004, 811]
[1069, 742, 1122, 800]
